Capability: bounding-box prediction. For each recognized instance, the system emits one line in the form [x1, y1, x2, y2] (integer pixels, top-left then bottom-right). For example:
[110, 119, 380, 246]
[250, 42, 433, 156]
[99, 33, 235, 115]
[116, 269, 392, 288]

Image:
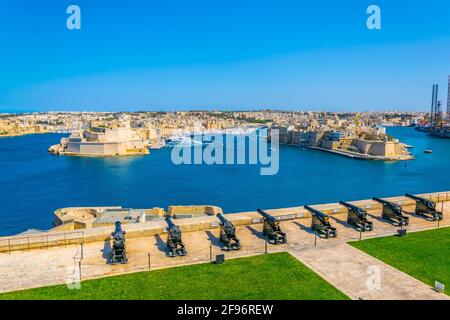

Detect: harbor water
[0, 127, 449, 236]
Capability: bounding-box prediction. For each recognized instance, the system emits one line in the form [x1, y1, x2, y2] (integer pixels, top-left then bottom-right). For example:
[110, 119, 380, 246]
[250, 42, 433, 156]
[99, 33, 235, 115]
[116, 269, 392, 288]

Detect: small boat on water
[165, 136, 211, 148]
[424, 149, 433, 154]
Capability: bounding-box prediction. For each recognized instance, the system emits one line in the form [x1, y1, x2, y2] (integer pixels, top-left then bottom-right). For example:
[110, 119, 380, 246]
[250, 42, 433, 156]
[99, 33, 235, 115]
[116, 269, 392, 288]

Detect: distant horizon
[0, 107, 436, 115]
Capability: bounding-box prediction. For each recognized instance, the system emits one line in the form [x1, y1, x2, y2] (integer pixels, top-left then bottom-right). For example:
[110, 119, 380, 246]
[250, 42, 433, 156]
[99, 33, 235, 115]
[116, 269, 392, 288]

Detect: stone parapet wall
[53, 206, 122, 227]
[167, 205, 223, 217]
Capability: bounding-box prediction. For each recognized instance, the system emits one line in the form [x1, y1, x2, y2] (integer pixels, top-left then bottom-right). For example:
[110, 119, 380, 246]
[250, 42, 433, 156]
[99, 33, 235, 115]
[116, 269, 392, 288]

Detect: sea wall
[352, 139, 404, 157]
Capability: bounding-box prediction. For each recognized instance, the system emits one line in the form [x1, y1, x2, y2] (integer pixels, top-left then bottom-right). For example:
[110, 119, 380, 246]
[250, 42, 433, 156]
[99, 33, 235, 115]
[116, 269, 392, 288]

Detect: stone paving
[289, 243, 449, 300]
[0, 202, 449, 299]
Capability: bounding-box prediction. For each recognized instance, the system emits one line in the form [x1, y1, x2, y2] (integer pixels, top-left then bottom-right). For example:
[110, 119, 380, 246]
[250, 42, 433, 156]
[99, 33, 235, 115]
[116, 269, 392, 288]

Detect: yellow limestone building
[49, 124, 149, 156]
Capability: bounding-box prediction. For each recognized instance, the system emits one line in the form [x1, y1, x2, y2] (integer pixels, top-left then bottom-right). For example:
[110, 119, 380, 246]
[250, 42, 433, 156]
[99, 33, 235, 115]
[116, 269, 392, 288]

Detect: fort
[48, 124, 149, 157]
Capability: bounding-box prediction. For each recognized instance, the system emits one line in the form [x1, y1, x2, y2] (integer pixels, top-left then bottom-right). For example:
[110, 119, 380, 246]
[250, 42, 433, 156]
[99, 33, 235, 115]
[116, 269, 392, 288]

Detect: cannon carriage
[339, 201, 374, 231]
[165, 217, 187, 257]
[304, 205, 337, 238]
[110, 221, 128, 264]
[372, 197, 409, 226]
[405, 194, 443, 221]
[217, 213, 241, 250]
[256, 209, 287, 244]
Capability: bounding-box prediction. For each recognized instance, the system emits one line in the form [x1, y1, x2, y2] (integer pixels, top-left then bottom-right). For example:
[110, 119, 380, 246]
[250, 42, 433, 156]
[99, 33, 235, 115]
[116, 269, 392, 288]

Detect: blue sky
[0, 0, 449, 112]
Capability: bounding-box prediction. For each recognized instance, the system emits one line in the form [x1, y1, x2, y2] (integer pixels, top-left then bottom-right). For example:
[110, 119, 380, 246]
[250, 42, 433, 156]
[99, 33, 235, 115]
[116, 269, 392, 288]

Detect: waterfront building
[271, 126, 289, 144]
[0, 119, 47, 137]
[270, 125, 411, 160]
[0, 120, 16, 135]
[288, 130, 302, 145]
[301, 131, 323, 147]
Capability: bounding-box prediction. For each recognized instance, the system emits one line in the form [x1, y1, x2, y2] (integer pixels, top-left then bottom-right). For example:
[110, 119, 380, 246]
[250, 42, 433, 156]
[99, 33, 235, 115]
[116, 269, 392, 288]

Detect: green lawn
[0, 252, 348, 300]
[350, 227, 450, 295]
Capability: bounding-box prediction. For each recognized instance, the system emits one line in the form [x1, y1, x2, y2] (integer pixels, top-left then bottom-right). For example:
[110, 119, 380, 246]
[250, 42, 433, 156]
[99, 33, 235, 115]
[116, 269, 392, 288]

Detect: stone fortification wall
[167, 205, 223, 217]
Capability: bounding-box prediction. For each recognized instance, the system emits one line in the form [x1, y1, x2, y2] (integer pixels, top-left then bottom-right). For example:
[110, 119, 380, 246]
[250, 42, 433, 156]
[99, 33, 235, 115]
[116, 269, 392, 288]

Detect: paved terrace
[0, 194, 449, 299]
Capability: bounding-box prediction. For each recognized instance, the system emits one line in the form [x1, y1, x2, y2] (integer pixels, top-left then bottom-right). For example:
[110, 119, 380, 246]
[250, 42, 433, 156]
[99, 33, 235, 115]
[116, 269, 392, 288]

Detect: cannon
[304, 206, 337, 238]
[217, 213, 241, 250]
[405, 194, 443, 221]
[110, 221, 128, 264]
[256, 209, 287, 244]
[165, 217, 187, 257]
[339, 201, 374, 231]
[372, 197, 409, 226]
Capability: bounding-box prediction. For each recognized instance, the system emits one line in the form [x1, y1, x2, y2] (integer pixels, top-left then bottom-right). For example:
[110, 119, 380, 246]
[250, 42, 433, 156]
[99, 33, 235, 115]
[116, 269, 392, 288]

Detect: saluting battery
[110, 221, 128, 264]
[304, 205, 338, 239]
[165, 217, 187, 257]
[372, 197, 409, 226]
[217, 213, 241, 250]
[405, 194, 443, 221]
[256, 209, 287, 244]
[339, 201, 374, 232]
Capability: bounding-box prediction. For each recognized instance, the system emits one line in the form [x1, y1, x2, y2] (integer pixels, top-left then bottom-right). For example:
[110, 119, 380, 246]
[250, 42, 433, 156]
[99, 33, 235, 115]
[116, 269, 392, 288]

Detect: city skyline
[1, 1, 449, 112]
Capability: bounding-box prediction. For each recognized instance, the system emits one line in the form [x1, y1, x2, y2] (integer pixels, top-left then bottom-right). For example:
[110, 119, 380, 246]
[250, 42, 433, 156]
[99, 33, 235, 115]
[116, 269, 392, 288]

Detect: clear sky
[0, 0, 449, 112]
